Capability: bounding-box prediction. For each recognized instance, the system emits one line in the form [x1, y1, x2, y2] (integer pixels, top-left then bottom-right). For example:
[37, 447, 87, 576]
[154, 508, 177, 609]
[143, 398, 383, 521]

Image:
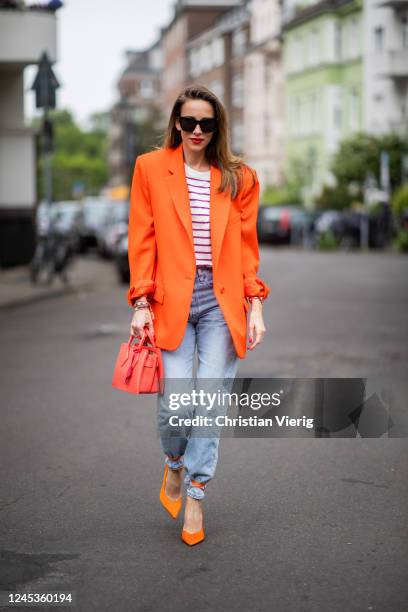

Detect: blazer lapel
[210, 163, 231, 274]
[165, 143, 192, 250]
[165, 142, 231, 272]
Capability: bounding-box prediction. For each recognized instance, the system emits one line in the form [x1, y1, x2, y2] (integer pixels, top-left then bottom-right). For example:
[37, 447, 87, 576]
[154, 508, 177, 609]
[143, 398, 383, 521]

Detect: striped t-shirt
[184, 162, 212, 266]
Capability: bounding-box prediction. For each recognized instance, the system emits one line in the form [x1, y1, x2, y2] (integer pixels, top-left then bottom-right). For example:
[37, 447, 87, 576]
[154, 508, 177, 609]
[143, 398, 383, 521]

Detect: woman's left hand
[247, 300, 266, 350]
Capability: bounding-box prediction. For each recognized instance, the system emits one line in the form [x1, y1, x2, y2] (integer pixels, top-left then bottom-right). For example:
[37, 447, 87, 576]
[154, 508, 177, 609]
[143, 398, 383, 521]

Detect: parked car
[78, 197, 113, 253]
[257, 204, 309, 244]
[313, 206, 393, 249]
[289, 208, 320, 246]
[95, 199, 129, 259]
[115, 233, 130, 284]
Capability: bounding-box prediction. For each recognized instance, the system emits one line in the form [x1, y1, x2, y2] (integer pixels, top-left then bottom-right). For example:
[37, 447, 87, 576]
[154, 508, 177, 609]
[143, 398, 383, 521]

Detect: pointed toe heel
[181, 528, 205, 546]
[160, 463, 182, 519]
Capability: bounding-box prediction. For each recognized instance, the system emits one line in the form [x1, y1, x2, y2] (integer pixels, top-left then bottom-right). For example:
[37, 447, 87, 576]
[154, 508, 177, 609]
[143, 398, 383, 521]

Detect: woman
[128, 85, 270, 546]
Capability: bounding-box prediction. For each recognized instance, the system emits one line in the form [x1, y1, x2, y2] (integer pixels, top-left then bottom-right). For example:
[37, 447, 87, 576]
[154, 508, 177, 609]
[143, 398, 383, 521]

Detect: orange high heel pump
[159, 463, 183, 519]
[181, 480, 206, 546]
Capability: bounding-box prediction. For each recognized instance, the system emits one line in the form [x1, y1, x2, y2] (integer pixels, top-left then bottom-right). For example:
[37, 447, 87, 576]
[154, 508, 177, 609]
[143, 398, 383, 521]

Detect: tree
[331, 132, 408, 194]
[32, 108, 108, 200]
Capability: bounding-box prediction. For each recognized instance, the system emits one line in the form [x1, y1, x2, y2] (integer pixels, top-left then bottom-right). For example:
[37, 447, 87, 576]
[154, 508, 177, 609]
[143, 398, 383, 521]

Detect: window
[212, 37, 224, 67]
[232, 29, 246, 56]
[334, 104, 341, 130]
[350, 88, 359, 130]
[265, 60, 273, 90]
[134, 107, 149, 122]
[140, 80, 153, 98]
[232, 73, 244, 108]
[298, 99, 304, 133]
[310, 92, 318, 131]
[200, 44, 211, 73]
[188, 50, 196, 76]
[309, 28, 319, 65]
[232, 122, 244, 152]
[402, 16, 408, 49]
[209, 80, 224, 102]
[350, 17, 359, 57]
[264, 111, 272, 146]
[374, 27, 384, 52]
[294, 35, 303, 71]
[334, 21, 342, 61]
[294, 97, 300, 133]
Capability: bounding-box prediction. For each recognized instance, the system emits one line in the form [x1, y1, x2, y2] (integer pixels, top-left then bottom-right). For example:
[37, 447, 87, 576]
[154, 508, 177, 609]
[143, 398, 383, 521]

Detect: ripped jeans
[157, 266, 239, 500]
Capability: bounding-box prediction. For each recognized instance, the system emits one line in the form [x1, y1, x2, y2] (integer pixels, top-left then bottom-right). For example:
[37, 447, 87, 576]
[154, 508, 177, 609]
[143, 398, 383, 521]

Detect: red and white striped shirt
[184, 163, 212, 266]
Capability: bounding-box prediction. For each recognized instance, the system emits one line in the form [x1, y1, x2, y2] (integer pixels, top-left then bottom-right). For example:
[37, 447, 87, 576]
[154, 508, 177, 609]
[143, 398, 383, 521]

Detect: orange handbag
[112, 328, 164, 394]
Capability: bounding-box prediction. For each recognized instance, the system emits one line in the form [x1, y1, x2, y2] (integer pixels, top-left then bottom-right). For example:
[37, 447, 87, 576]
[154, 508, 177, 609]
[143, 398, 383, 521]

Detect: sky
[25, 0, 174, 128]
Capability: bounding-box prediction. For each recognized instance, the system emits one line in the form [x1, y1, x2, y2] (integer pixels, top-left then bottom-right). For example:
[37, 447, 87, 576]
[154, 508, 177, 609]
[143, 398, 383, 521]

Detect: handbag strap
[133, 349, 149, 393]
[122, 328, 155, 366]
[157, 349, 164, 394]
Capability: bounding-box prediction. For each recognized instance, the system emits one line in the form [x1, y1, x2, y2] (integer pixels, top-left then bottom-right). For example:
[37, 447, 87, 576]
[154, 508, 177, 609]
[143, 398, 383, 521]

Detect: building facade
[282, 0, 363, 205]
[160, 0, 241, 116]
[108, 42, 163, 187]
[186, 2, 250, 156]
[244, 0, 285, 191]
[363, 0, 408, 135]
[0, 5, 57, 267]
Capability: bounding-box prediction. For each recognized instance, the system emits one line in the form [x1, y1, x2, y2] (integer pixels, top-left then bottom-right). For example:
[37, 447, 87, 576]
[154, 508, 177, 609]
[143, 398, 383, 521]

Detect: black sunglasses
[179, 115, 217, 133]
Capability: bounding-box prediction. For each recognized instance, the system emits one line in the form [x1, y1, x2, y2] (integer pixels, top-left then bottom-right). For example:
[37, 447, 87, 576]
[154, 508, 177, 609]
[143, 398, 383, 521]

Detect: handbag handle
[133, 326, 156, 348]
[123, 329, 164, 393]
[122, 328, 156, 366]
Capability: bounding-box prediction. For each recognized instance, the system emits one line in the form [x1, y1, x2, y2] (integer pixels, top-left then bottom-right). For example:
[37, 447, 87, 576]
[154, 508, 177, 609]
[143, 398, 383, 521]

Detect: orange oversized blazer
[127, 141, 270, 359]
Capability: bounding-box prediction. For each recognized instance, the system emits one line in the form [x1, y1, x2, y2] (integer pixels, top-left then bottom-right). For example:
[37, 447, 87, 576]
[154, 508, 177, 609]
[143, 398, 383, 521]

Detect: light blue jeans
[157, 266, 239, 500]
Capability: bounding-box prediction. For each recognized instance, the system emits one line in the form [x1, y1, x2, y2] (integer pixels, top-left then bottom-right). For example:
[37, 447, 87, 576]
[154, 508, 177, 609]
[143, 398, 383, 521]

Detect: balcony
[0, 8, 57, 67]
[377, 0, 408, 9]
[375, 50, 408, 79]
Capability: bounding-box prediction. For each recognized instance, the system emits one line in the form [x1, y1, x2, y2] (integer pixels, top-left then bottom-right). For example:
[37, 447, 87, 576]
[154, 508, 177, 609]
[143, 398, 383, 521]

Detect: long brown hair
[157, 84, 256, 200]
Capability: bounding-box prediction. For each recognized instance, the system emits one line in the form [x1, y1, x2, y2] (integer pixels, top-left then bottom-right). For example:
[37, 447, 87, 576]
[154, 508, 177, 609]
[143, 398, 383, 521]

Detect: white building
[0, 5, 57, 267]
[363, 0, 408, 135]
[244, 0, 284, 191]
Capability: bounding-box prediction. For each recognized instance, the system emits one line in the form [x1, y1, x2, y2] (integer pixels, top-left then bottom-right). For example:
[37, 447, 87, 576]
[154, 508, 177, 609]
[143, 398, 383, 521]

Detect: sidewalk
[0, 254, 118, 310]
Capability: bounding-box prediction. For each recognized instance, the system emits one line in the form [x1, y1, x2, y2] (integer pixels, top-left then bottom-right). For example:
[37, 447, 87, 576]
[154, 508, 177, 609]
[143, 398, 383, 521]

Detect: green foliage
[391, 184, 408, 218]
[261, 156, 305, 206]
[331, 132, 408, 193]
[314, 183, 356, 211]
[393, 229, 408, 252]
[33, 109, 108, 200]
[367, 201, 383, 216]
[317, 230, 341, 250]
[261, 184, 301, 206]
[286, 156, 309, 199]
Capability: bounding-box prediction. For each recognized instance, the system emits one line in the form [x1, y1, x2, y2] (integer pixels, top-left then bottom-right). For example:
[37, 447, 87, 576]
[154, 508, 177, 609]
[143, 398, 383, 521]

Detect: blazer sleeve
[240, 166, 271, 301]
[127, 155, 157, 307]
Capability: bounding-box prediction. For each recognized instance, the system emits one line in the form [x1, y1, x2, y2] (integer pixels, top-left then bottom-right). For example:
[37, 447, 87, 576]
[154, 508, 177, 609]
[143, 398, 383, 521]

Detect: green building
[282, 0, 363, 207]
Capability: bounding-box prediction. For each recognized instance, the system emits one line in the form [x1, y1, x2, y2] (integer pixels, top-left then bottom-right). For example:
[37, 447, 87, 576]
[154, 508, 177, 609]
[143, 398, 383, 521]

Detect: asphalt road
[1, 248, 407, 612]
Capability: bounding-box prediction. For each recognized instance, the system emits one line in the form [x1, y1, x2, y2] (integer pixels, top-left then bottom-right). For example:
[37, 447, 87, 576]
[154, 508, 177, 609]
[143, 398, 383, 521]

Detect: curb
[0, 281, 96, 312]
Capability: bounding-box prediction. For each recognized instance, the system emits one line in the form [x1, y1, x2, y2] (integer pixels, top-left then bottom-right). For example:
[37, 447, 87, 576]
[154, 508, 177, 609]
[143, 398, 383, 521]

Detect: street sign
[31, 51, 60, 110]
[72, 181, 85, 198]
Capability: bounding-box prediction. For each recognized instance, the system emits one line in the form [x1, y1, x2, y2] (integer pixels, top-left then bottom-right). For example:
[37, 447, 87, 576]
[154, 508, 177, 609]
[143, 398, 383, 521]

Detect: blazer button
[220, 287, 225, 293]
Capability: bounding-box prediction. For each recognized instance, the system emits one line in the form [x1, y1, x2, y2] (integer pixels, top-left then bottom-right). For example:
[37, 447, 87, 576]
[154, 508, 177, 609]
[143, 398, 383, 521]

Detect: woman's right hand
[130, 304, 155, 339]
